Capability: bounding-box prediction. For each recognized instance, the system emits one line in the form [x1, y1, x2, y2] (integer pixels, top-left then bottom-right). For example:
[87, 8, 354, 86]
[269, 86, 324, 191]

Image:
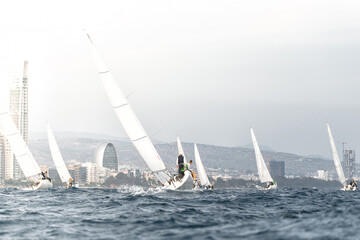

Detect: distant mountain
[305, 154, 331, 160]
[29, 136, 336, 177]
[29, 131, 166, 144]
[241, 143, 276, 152]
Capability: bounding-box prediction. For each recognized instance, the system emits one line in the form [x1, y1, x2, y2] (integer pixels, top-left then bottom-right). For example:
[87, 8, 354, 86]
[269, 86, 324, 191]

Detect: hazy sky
[1, 0, 360, 158]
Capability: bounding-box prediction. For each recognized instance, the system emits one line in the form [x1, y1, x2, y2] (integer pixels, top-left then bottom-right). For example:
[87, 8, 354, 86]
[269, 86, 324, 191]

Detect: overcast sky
[1, 0, 360, 158]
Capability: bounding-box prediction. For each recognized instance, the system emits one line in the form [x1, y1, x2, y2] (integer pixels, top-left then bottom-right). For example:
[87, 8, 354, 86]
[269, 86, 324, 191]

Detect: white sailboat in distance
[86, 32, 191, 190]
[194, 143, 213, 189]
[47, 123, 75, 188]
[326, 123, 356, 191]
[0, 111, 52, 190]
[250, 128, 277, 190]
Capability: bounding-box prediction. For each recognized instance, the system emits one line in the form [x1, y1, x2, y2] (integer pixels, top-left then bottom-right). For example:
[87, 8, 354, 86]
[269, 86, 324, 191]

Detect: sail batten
[0, 111, 41, 178]
[87, 33, 170, 185]
[47, 123, 72, 183]
[194, 143, 211, 186]
[327, 123, 346, 186]
[250, 128, 273, 183]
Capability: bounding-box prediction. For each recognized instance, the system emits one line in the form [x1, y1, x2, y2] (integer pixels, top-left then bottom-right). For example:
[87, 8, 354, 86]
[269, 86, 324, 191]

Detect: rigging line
[149, 128, 162, 139]
[126, 89, 137, 99]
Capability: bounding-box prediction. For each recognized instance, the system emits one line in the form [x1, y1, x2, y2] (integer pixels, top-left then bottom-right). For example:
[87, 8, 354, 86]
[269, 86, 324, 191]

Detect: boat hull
[163, 170, 193, 190]
[265, 184, 278, 190]
[257, 183, 278, 190]
[341, 185, 357, 191]
[32, 179, 53, 190]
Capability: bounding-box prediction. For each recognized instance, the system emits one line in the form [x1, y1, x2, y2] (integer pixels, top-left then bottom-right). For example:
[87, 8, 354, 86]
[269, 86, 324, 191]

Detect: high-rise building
[87, 162, 99, 184]
[0, 135, 4, 184]
[68, 163, 87, 186]
[344, 148, 355, 179]
[95, 142, 118, 171]
[78, 166, 88, 185]
[1, 136, 14, 180]
[317, 170, 329, 181]
[270, 160, 285, 177]
[1, 61, 29, 180]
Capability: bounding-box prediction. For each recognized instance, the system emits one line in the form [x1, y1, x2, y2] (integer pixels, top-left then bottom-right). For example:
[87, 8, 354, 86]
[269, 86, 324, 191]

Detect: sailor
[68, 178, 73, 188]
[191, 168, 197, 180]
[41, 172, 46, 180]
[185, 160, 193, 171]
[177, 154, 185, 177]
[266, 181, 275, 189]
[350, 180, 357, 189]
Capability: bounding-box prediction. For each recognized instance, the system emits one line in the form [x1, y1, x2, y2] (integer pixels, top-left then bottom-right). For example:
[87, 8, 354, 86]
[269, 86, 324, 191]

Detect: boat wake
[117, 185, 164, 196]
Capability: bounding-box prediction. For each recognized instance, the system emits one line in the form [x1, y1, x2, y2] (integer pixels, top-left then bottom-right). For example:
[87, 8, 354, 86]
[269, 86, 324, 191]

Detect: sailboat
[86, 32, 192, 190]
[176, 137, 199, 189]
[194, 143, 213, 189]
[250, 128, 277, 190]
[47, 123, 76, 188]
[326, 123, 356, 191]
[0, 111, 52, 190]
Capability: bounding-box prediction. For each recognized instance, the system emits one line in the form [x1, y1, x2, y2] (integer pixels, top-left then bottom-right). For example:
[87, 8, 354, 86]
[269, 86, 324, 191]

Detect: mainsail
[326, 123, 346, 186]
[86, 33, 170, 185]
[194, 143, 211, 186]
[0, 111, 41, 178]
[47, 123, 72, 183]
[250, 128, 273, 183]
[177, 136, 187, 164]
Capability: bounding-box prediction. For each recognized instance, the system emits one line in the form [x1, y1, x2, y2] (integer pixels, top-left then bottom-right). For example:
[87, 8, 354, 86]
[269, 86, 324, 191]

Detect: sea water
[0, 187, 358, 239]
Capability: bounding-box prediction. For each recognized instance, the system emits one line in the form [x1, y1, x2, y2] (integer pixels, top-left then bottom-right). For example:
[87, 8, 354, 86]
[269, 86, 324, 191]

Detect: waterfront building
[344, 148, 356, 179]
[99, 167, 110, 184]
[86, 162, 111, 184]
[0, 135, 4, 183]
[68, 163, 88, 185]
[87, 162, 99, 184]
[49, 168, 61, 183]
[269, 160, 285, 177]
[95, 142, 118, 171]
[68, 169, 76, 180]
[317, 170, 329, 181]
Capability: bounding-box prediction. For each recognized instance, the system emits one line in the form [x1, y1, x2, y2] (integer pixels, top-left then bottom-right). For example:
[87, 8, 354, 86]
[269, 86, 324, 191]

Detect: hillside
[29, 137, 336, 177]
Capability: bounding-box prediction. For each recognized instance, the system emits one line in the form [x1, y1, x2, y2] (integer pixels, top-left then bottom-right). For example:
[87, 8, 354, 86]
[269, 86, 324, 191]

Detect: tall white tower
[2, 61, 29, 180]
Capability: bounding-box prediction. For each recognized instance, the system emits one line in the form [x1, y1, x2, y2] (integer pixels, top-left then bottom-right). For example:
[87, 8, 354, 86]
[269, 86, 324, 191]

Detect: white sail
[177, 136, 187, 164]
[47, 123, 72, 183]
[0, 111, 41, 178]
[326, 123, 346, 186]
[86, 33, 170, 185]
[250, 128, 273, 183]
[194, 144, 211, 187]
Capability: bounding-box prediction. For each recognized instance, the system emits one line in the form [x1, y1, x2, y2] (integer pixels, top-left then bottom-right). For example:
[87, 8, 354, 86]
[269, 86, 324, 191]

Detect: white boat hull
[66, 183, 79, 189]
[32, 179, 53, 190]
[163, 170, 193, 190]
[341, 185, 357, 191]
[257, 183, 278, 190]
